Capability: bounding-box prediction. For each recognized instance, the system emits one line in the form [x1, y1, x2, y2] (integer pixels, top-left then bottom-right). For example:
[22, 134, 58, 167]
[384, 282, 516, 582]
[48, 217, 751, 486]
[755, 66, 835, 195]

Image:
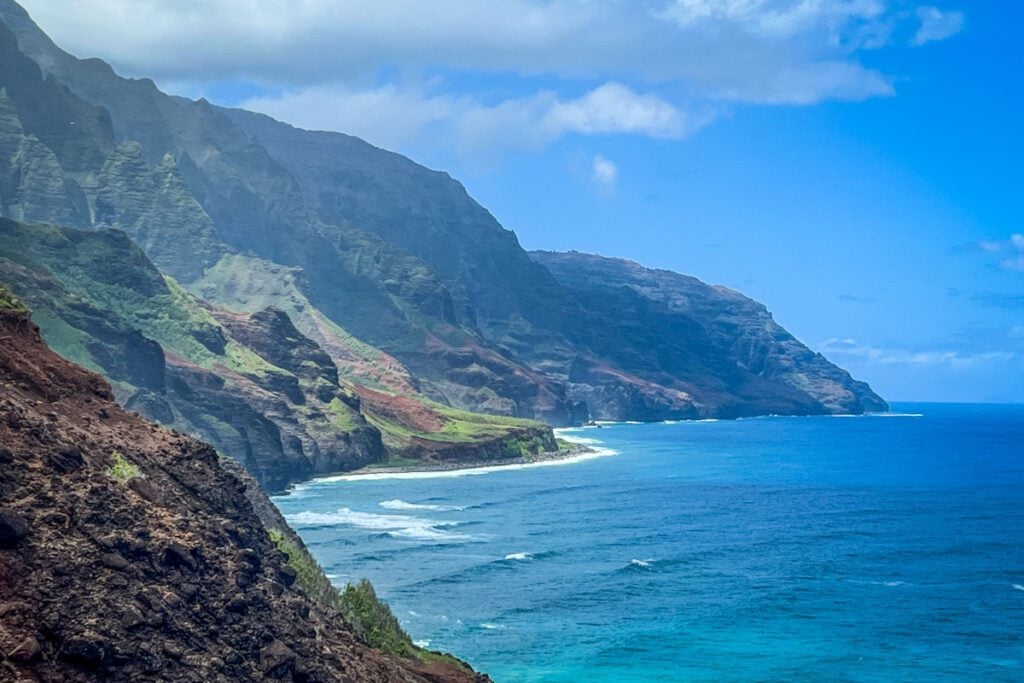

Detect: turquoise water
[272, 404, 1024, 681]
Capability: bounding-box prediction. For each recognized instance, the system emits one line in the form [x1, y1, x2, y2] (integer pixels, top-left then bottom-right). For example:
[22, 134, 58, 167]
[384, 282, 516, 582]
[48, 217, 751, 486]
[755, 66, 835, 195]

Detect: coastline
[306, 435, 612, 483]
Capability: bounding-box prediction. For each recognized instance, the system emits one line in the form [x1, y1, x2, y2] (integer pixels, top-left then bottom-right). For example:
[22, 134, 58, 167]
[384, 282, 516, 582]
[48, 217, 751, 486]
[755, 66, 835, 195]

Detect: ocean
[271, 404, 1024, 681]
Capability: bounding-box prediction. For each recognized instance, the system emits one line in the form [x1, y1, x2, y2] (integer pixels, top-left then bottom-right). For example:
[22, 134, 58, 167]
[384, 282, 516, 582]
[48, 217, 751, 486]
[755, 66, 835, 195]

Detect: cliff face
[0, 219, 557, 490]
[531, 251, 888, 418]
[0, 300, 486, 682]
[0, 218, 386, 492]
[0, 0, 886, 428]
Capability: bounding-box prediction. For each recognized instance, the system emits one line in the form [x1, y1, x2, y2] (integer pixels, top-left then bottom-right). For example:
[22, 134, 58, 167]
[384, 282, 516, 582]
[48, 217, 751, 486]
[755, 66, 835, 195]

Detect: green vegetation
[327, 397, 360, 431]
[266, 527, 467, 668]
[108, 451, 140, 481]
[338, 580, 417, 659]
[367, 395, 546, 446]
[0, 284, 26, 312]
[267, 528, 340, 608]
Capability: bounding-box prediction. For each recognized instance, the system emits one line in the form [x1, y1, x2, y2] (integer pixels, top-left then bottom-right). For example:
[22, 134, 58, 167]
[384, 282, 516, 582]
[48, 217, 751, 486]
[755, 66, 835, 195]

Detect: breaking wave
[379, 499, 464, 512]
[285, 508, 473, 542]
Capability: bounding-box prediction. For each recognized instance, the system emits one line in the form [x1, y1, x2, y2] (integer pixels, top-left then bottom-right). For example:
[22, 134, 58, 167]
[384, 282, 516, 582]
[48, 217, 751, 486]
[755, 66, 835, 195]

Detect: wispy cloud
[592, 155, 618, 192]
[911, 6, 966, 46]
[964, 234, 1024, 271]
[820, 338, 1017, 368]
[240, 82, 707, 155]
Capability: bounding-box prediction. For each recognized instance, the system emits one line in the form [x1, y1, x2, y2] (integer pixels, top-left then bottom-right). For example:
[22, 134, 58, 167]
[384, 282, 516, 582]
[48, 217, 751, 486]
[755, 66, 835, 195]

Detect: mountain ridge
[0, 0, 886, 441]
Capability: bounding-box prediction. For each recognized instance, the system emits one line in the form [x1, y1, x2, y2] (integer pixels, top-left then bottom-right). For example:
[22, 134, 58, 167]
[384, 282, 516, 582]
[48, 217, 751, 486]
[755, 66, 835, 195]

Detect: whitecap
[314, 447, 619, 482]
[504, 552, 533, 561]
[847, 579, 907, 587]
[480, 623, 506, 630]
[1013, 584, 1024, 592]
[379, 499, 464, 512]
[285, 507, 472, 542]
[413, 640, 431, 648]
[629, 558, 655, 569]
[555, 435, 602, 445]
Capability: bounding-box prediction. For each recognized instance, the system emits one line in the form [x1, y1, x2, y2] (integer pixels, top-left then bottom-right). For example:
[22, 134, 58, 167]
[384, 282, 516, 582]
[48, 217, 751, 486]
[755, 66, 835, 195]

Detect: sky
[17, 0, 1024, 403]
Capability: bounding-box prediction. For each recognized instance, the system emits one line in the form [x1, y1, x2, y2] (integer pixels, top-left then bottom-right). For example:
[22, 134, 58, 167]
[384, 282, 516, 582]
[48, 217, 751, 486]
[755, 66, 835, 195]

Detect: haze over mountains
[0, 0, 885, 487]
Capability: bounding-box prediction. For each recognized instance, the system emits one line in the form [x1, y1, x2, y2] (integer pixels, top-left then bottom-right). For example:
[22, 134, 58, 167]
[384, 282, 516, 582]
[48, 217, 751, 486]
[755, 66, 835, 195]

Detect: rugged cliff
[0, 0, 886, 429]
[0, 219, 556, 491]
[532, 251, 887, 418]
[0, 292, 487, 682]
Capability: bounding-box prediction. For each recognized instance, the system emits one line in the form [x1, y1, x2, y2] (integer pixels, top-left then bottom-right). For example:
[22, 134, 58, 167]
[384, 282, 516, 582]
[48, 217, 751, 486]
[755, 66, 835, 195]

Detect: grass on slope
[0, 222, 294, 382]
[267, 528, 467, 668]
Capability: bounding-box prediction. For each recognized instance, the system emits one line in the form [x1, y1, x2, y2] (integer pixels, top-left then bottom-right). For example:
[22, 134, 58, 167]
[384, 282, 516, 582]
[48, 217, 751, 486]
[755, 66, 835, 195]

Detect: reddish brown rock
[0, 307, 488, 682]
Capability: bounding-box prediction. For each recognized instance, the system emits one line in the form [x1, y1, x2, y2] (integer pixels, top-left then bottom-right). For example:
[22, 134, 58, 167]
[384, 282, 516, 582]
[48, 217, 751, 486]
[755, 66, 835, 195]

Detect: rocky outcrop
[0, 300, 487, 682]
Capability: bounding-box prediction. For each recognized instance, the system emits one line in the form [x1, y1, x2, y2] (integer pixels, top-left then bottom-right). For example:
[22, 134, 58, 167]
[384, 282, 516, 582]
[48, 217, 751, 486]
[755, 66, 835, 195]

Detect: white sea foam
[1013, 584, 1024, 592]
[413, 640, 431, 648]
[848, 579, 907, 587]
[555, 435, 602, 445]
[831, 412, 924, 419]
[871, 412, 924, 418]
[504, 552, 533, 561]
[480, 623, 506, 630]
[379, 499, 464, 512]
[314, 446, 618, 482]
[285, 508, 472, 542]
[629, 558, 655, 569]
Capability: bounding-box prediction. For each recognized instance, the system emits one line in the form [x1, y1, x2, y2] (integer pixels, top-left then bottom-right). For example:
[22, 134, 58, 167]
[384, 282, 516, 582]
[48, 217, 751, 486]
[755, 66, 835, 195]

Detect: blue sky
[20, 0, 1023, 403]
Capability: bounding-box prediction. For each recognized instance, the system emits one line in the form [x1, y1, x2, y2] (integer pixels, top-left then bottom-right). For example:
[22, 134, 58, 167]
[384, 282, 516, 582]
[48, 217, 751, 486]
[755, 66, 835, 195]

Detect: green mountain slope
[0, 219, 555, 490]
[0, 0, 886, 425]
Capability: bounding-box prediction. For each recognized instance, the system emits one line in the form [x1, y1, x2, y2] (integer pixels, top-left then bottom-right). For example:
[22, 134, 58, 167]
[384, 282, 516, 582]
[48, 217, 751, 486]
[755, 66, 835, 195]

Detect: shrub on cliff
[339, 579, 417, 659]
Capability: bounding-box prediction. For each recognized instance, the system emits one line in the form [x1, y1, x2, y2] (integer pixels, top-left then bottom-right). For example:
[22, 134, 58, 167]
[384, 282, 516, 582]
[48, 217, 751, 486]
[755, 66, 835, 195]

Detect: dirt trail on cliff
[0, 306, 486, 682]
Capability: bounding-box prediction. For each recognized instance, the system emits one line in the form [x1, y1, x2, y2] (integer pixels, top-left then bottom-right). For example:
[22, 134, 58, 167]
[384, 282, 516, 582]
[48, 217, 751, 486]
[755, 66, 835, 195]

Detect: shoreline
[305, 441, 612, 483]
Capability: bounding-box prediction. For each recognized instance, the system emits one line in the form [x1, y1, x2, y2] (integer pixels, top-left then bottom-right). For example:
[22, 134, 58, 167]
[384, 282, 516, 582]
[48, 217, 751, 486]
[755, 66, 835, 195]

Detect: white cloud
[13, 1, 962, 153]
[241, 82, 707, 154]
[18, 1, 958, 100]
[592, 155, 618, 190]
[971, 233, 1024, 272]
[820, 338, 1016, 369]
[911, 6, 965, 46]
[657, 0, 887, 39]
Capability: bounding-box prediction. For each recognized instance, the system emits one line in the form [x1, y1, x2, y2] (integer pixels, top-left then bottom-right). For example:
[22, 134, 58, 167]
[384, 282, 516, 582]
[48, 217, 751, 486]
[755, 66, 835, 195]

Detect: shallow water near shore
[272, 403, 1024, 681]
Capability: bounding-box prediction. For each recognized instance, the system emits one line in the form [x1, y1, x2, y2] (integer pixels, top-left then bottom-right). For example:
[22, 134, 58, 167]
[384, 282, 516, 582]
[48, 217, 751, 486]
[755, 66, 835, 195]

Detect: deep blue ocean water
[272, 404, 1024, 681]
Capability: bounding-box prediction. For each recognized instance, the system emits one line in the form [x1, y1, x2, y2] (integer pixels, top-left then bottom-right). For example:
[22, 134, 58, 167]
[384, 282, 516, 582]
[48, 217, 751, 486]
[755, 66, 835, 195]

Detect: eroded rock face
[0, 306, 486, 682]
